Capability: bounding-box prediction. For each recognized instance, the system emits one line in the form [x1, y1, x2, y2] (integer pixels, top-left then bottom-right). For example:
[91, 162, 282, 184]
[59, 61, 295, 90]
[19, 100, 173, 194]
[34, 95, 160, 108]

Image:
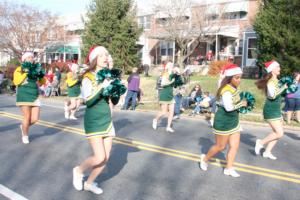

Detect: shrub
[207, 60, 230, 76]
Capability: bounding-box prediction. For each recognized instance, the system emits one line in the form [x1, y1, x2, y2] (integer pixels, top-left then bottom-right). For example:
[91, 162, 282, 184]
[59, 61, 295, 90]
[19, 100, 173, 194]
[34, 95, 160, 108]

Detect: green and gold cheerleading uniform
[66, 72, 81, 99]
[159, 72, 175, 104]
[82, 72, 115, 139]
[213, 84, 243, 135]
[263, 77, 285, 121]
[13, 66, 45, 107]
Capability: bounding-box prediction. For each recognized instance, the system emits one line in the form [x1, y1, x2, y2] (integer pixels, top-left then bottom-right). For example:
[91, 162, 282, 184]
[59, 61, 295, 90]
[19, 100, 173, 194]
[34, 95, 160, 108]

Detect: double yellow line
[1, 111, 300, 184]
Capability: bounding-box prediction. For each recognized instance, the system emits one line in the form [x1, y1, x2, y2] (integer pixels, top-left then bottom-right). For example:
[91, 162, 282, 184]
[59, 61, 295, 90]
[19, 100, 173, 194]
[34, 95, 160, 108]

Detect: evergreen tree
[82, 0, 141, 72]
[253, 0, 300, 75]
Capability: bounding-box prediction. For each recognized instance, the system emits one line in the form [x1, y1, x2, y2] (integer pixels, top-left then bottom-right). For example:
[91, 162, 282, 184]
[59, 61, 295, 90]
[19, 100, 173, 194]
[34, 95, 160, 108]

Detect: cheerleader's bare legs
[200, 132, 240, 177]
[20, 106, 40, 144]
[153, 103, 175, 132]
[255, 120, 284, 160]
[68, 99, 81, 120]
[73, 136, 113, 194]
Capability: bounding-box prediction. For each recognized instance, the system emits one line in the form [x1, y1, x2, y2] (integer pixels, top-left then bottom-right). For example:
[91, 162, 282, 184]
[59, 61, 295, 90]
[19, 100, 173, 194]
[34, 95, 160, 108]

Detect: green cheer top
[13, 66, 45, 107]
[263, 77, 285, 121]
[81, 72, 115, 139]
[213, 84, 243, 135]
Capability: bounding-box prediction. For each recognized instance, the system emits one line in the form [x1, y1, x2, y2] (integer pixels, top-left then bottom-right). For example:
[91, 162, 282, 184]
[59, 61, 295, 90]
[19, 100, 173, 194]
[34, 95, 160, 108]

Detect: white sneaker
[262, 152, 277, 160]
[69, 115, 77, 120]
[20, 124, 29, 144]
[173, 115, 180, 120]
[224, 168, 240, 178]
[166, 127, 174, 133]
[84, 182, 103, 195]
[152, 119, 157, 130]
[65, 111, 70, 119]
[199, 154, 208, 171]
[255, 139, 263, 155]
[73, 167, 84, 191]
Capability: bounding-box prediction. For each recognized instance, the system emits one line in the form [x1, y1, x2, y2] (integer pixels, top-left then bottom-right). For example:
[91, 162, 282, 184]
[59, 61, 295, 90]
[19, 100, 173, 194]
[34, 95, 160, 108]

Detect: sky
[10, 0, 151, 16]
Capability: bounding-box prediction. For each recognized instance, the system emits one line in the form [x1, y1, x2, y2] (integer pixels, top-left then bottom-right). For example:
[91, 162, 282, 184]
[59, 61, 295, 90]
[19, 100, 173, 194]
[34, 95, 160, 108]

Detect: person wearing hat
[199, 63, 247, 178]
[13, 52, 46, 144]
[72, 46, 115, 195]
[254, 60, 287, 160]
[64, 63, 81, 120]
[152, 62, 178, 133]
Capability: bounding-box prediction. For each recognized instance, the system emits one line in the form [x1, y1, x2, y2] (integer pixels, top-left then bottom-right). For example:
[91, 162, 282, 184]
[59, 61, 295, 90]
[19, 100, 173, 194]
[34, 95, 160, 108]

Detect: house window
[247, 38, 257, 59]
[138, 15, 151, 30]
[160, 41, 173, 56]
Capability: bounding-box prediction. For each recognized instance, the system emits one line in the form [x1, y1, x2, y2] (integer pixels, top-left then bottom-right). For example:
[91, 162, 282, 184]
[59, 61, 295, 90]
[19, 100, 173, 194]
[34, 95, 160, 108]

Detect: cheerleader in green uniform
[152, 62, 178, 133]
[72, 46, 114, 195]
[64, 63, 81, 120]
[199, 64, 247, 178]
[13, 52, 45, 144]
[254, 61, 287, 160]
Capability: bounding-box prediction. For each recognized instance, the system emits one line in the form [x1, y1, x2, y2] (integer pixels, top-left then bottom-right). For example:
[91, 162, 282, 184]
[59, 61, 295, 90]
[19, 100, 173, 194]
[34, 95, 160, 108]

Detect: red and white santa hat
[264, 60, 279, 73]
[21, 52, 34, 62]
[223, 63, 242, 77]
[85, 45, 108, 63]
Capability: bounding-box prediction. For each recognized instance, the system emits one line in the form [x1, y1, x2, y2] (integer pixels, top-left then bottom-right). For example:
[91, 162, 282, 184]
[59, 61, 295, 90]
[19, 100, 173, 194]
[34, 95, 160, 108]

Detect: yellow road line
[5, 112, 300, 179]
[1, 111, 300, 184]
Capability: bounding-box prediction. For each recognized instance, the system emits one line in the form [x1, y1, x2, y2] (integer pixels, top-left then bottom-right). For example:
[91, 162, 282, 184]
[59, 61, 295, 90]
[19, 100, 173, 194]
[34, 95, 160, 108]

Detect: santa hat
[22, 52, 34, 62]
[223, 63, 242, 77]
[264, 60, 279, 73]
[85, 45, 108, 64]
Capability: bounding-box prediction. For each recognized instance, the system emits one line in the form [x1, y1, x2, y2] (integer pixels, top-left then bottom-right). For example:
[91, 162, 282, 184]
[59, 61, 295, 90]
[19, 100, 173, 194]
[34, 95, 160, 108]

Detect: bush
[208, 60, 230, 76]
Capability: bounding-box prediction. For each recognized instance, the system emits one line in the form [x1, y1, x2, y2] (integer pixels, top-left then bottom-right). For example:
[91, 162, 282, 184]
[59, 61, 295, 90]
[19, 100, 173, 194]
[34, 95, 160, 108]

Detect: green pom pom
[21, 62, 45, 81]
[239, 91, 255, 114]
[169, 74, 184, 88]
[279, 76, 298, 95]
[96, 68, 112, 83]
[110, 69, 122, 79]
[101, 79, 127, 105]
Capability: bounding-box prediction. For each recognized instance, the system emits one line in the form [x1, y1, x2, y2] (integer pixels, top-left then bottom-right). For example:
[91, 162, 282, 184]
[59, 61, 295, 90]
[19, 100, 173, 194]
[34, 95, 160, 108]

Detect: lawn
[139, 75, 265, 113]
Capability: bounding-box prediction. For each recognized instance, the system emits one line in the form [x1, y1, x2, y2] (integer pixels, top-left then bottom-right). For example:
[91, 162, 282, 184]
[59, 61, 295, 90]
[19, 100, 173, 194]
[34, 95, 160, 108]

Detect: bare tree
[151, 0, 223, 68]
[0, 1, 64, 60]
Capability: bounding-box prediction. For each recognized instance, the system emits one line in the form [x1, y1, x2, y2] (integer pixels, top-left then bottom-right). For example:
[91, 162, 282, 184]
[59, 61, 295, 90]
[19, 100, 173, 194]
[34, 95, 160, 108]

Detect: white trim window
[138, 15, 151, 30]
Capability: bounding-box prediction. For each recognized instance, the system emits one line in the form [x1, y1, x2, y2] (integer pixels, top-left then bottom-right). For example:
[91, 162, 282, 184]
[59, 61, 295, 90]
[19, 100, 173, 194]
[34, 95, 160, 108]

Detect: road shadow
[198, 136, 226, 160]
[97, 139, 140, 183]
[114, 118, 132, 134]
[285, 132, 300, 140]
[0, 123, 20, 133]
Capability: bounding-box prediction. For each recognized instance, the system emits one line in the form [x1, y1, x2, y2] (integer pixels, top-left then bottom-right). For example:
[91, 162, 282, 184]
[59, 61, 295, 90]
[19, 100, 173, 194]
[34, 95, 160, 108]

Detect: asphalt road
[0, 94, 299, 200]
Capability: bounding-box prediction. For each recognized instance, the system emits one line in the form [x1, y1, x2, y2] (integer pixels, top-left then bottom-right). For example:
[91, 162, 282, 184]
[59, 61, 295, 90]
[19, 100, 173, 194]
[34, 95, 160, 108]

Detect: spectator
[190, 92, 211, 115]
[54, 67, 61, 95]
[143, 56, 151, 77]
[206, 50, 214, 61]
[285, 72, 300, 124]
[183, 65, 192, 84]
[173, 86, 185, 119]
[182, 84, 202, 109]
[44, 76, 59, 97]
[122, 67, 140, 110]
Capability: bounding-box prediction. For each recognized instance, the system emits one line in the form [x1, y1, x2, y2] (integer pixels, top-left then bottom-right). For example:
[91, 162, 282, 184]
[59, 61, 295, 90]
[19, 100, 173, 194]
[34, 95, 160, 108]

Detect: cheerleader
[72, 46, 115, 195]
[254, 61, 287, 160]
[199, 64, 247, 177]
[13, 52, 45, 144]
[64, 64, 81, 120]
[152, 62, 178, 133]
